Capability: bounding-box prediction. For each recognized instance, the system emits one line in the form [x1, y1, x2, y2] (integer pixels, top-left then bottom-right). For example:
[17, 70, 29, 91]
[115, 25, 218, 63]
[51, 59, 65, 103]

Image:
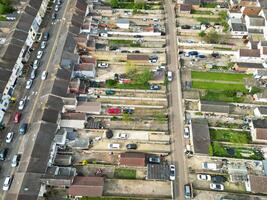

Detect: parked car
[40, 41, 46, 49]
[98, 62, 109, 68]
[211, 52, 219, 58]
[11, 154, 19, 167]
[5, 132, 14, 143]
[126, 143, 137, 150]
[123, 108, 134, 114]
[148, 156, 161, 164]
[26, 79, 33, 89]
[55, 4, 59, 11]
[30, 69, 36, 80]
[2, 176, 13, 191]
[14, 112, 21, 123]
[197, 174, 211, 181]
[41, 71, 48, 80]
[37, 50, 43, 59]
[19, 123, 28, 135]
[108, 143, 120, 149]
[0, 148, 7, 161]
[52, 13, 57, 20]
[43, 32, 49, 41]
[18, 97, 26, 110]
[32, 59, 39, 69]
[201, 162, 218, 170]
[210, 183, 224, 191]
[184, 126, 190, 138]
[107, 107, 121, 115]
[105, 90, 116, 95]
[181, 25, 191, 29]
[169, 165, 176, 181]
[150, 84, 161, 90]
[57, 0, 62, 5]
[211, 175, 227, 183]
[167, 71, 173, 81]
[184, 184, 192, 199]
[118, 133, 128, 139]
[197, 54, 206, 59]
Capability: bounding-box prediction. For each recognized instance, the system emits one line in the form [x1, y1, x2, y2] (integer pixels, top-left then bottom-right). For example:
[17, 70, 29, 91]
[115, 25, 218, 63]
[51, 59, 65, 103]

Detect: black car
[150, 84, 161, 90]
[211, 52, 220, 58]
[19, 123, 28, 135]
[211, 175, 227, 183]
[43, 32, 49, 41]
[52, 13, 57, 20]
[134, 35, 143, 38]
[123, 108, 134, 114]
[126, 143, 137, 150]
[148, 156, 161, 164]
[181, 25, 191, 29]
[0, 148, 8, 161]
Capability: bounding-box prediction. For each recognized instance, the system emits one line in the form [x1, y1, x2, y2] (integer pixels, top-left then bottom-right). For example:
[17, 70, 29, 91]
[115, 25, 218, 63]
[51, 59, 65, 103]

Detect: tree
[198, 31, 206, 37]
[110, 0, 119, 8]
[208, 144, 213, 156]
[122, 113, 131, 121]
[134, 68, 152, 85]
[203, 31, 221, 44]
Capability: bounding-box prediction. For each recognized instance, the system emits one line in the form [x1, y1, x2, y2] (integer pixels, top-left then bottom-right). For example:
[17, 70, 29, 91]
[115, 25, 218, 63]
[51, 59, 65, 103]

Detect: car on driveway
[197, 174, 211, 181]
[14, 112, 21, 123]
[40, 41, 46, 49]
[123, 108, 134, 114]
[18, 97, 26, 110]
[210, 183, 224, 191]
[98, 62, 109, 68]
[26, 79, 33, 89]
[118, 133, 128, 139]
[2, 176, 13, 191]
[184, 126, 190, 138]
[169, 165, 176, 181]
[5, 132, 14, 143]
[211, 175, 227, 183]
[107, 107, 121, 115]
[148, 155, 161, 164]
[150, 84, 160, 90]
[108, 143, 120, 149]
[37, 50, 43, 59]
[126, 143, 137, 150]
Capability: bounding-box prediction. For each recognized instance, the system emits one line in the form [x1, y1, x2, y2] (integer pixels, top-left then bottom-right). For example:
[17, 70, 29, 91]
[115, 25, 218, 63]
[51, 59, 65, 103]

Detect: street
[0, 1, 71, 199]
[165, 0, 188, 199]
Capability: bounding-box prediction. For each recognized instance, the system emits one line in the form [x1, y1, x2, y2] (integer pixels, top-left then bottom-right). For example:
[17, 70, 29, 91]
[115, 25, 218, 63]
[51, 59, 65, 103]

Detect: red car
[14, 112, 21, 123]
[107, 108, 121, 115]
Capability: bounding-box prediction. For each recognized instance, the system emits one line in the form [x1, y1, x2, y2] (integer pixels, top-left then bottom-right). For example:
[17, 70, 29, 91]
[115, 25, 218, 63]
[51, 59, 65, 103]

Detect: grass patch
[114, 168, 136, 179]
[191, 71, 251, 82]
[200, 2, 218, 8]
[201, 90, 245, 103]
[214, 46, 233, 51]
[209, 122, 242, 129]
[210, 129, 251, 144]
[192, 81, 246, 92]
[210, 142, 264, 160]
[196, 17, 220, 23]
[109, 40, 141, 47]
[191, 10, 213, 15]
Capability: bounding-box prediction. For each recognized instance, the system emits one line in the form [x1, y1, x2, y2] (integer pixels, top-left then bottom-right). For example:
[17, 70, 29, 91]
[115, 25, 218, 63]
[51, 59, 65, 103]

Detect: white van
[167, 71, 173, 81]
[201, 162, 218, 170]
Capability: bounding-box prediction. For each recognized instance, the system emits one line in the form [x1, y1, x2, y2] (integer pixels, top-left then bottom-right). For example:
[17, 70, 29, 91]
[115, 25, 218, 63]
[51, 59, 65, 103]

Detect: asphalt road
[165, 0, 188, 199]
[0, 1, 70, 198]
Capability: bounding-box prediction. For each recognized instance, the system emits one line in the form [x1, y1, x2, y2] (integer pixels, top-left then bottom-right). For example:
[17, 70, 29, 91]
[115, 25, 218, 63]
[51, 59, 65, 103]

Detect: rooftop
[252, 119, 267, 128]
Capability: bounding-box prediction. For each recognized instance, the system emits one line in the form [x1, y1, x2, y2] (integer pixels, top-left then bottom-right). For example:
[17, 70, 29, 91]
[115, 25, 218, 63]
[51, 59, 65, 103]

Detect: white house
[73, 63, 96, 78]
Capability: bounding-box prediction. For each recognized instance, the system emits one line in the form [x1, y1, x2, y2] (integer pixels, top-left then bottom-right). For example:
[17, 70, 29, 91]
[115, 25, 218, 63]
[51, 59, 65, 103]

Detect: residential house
[183, 0, 200, 8]
[250, 119, 267, 142]
[116, 18, 130, 29]
[240, 0, 259, 7]
[119, 152, 146, 166]
[241, 7, 262, 16]
[228, 8, 243, 19]
[68, 176, 104, 198]
[253, 89, 267, 102]
[238, 49, 261, 62]
[74, 63, 96, 78]
[244, 15, 265, 35]
[60, 112, 87, 129]
[76, 101, 101, 114]
[249, 175, 267, 194]
[179, 4, 192, 14]
[191, 118, 211, 155]
[69, 78, 86, 94]
[233, 62, 265, 73]
[229, 18, 248, 38]
[253, 69, 267, 78]
[254, 107, 267, 118]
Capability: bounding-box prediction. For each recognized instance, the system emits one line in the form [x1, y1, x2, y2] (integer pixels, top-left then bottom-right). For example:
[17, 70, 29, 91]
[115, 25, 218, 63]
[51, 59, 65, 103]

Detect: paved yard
[104, 179, 171, 198]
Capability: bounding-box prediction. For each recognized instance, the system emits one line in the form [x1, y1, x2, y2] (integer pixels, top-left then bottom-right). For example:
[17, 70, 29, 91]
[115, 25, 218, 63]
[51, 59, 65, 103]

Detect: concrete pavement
[165, 0, 188, 199]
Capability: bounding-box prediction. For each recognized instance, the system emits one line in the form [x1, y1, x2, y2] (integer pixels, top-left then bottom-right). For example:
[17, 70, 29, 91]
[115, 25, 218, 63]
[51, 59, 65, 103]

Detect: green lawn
[191, 71, 251, 82]
[192, 81, 247, 92]
[109, 40, 141, 47]
[114, 168, 136, 179]
[201, 91, 245, 103]
[211, 142, 264, 160]
[196, 17, 220, 23]
[210, 129, 251, 144]
[191, 10, 213, 15]
[200, 2, 218, 8]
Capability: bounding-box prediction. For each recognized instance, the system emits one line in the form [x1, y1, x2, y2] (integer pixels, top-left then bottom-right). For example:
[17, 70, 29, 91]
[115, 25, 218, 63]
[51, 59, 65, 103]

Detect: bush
[106, 79, 117, 87]
[198, 31, 206, 37]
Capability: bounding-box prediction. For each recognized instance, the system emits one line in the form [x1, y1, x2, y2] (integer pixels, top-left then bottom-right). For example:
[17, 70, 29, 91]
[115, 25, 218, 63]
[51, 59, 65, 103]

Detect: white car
[2, 176, 13, 191]
[26, 79, 33, 89]
[32, 59, 39, 69]
[98, 62, 109, 68]
[118, 133, 128, 139]
[210, 183, 224, 191]
[41, 71, 48, 80]
[40, 41, 46, 49]
[5, 132, 14, 143]
[169, 165, 176, 181]
[37, 50, 43, 59]
[18, 97, 26, 110]
[55, 5, 59, 11]
[11, 154, 19, 167]
[108, 143, 120, 149]
[197, 174, 211, 181]
[184, 127, 190, 139]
